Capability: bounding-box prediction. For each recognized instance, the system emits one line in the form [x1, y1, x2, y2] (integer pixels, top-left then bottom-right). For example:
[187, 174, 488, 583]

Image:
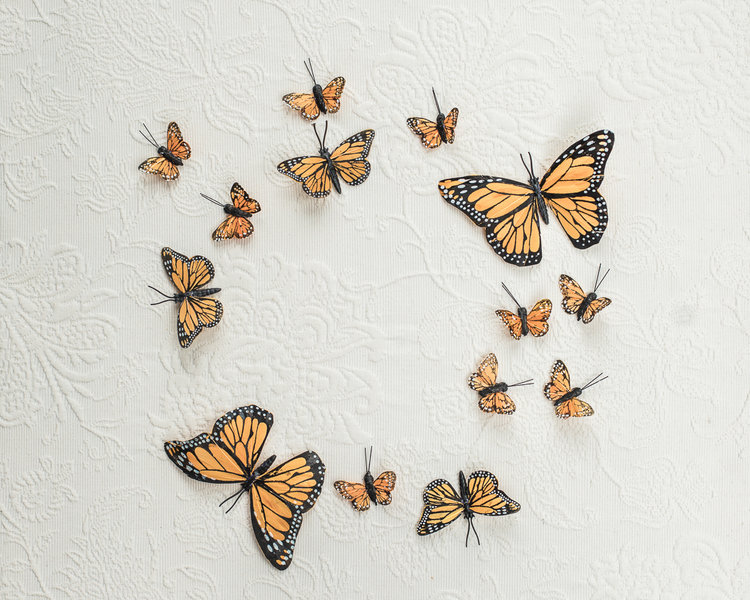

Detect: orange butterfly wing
[277, 155, 331, 198]
[282, 93, 320, 121]
[330, 129, 375, 186]
[321, 77, 345, 113]
[468, 353, 498, 391]
[231, 182, 261, 214]
[495, 309, 524, 340]
[582, 297, 611, 324]
[558, 274, 587, 315]
[555, 397, 594, 418]
[139, 156, 179, 180]
[478, 392, 516, 415]
[544, 360, 571, 402]
[442, 107, 459, 143]
[526, 299, 552, 337]
[166, 121, 191, 160]
[334, 481, 371, 511]
[372, 471, 396, 505]
[407, 117, 443, 148]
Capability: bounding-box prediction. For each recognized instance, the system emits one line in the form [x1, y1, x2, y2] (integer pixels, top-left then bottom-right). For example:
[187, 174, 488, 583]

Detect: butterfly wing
[250, 451, 326, 570]
[277, 155, 332, 198]
[212, 215, 253, 241]
[372, 471, 397, 505]
[541, 130, 613, 249]
[495, 309, 524, 340]
[558, 274, 587, 315]
[330, 129, 375, 186]
[466, 470, 521, 516]
[468, 353, 498, 391]
[176, 296, 223, 348]
[231, 182, 261, 214]
[321, 77, 345, 113]
[139, 156, 179, 180]
[555, 396, 595, 418]
[161, 247, 214, 293]
[282, 92, 321, 121]
[581, 296, 611, 324]
[526, 299, 552, 337]
[211, 405, 273, 470]
[438, 177, 542, 266]
[406, 117, 442, 148]
[333, 481, 370, 511]
[478, 392, 516, 415]
[544, 360, 571, 403]
[164, 432, 248, 484]
[443, 108, 459, 143]
[417, 478, 463, 535]
[166, 121, 191, 160]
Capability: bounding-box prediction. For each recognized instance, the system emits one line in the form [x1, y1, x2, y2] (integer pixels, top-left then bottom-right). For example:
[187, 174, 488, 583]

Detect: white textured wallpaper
[1, 0, 749, 598]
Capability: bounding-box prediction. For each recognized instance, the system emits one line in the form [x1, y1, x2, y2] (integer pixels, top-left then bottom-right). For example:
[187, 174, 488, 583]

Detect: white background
[2, 0, 749, 598]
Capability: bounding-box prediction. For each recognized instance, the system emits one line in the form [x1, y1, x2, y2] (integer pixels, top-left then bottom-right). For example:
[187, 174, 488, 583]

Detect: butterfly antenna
[581, 372, 608, 391]
[594, 265, 610, 293]
[304, 58, 316, 84]
[139, 123, 159, 148]
[509, 379, 534, 388]
[501, 282, 522, 309]
[219, 488, 247, 513]
[467, 519, 481, 546]
[519, 153, 532, 179]
[432, 87, 442, 114]
[322, 120, 329, 147]
[200, 193, 224, 207]
[148, 285, 174, 305]
[527, 152, 535, 178]
[312, 123, 324, 150]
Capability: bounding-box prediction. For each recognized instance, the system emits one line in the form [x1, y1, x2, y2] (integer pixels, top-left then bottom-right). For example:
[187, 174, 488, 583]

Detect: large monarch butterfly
[148, 247, 222, 348]
[495, 282, 552, 340]
[559, 264, 612, 324]
[438, 130, 614, 266]
[333, 447, 396, 511]
[138, 122, 191, 180]
[164, 405, 325, 570]
[282, 58, 345, 121]
[277, 121, 375, 198]
[200, 182, 261, 241]
[468, 353, 533, 414]
[417, 470, 520, 546]
[406, 88, 459, 148]
[544, 360, 608, 418]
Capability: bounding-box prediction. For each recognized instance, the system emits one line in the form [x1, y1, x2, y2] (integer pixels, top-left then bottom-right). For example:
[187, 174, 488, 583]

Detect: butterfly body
[576, 292, 599, 321]
[479, 381, 509, 396]
[156, 144, 183, 166]
[318, 143, 342, 194]
[163, 286, 222, 303]
[362, 470, 379, 504]
[555, 387, 583, 405]
[456, 471, 475, 521]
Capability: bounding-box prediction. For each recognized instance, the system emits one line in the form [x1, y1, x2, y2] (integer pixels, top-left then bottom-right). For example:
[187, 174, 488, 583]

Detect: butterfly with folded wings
[334, 447, 396, 511]
[282, 58, 345, 121]
[407, 88, 459, 149]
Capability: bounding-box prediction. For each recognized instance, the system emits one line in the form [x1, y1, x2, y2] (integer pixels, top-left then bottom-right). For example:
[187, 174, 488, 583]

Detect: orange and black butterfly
[468, 353, 532, 415]
[406, 88, 459, 148]
[495, 282, 552, 340]
[559, 264, 612, 324]
[333, 447, 396, 511]
[138, 122, 191, 180]
[201, 182, 261, 241]
[164, 405, 325, 570]
[438, 130, 614, 266]
[148, 247, 222, 348]
[417, 470, 520, 546]
[544, 360, 607, 419]
[277, 121, 374, 198]
[282, 58, 345, 121]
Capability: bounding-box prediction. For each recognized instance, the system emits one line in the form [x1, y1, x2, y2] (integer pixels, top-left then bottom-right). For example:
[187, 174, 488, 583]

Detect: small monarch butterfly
[468, 353, 533, 414]
[282, 58, 345, 121]
[406, 88, 459, 148]
[333, 447, 396, 511]
[201, 182, 261, 241]
[544, 360, 608, 418]
[138, 122, 191, 180]
[164, 405, 325, 570]
[495, 282, 552, 340]
[559, 264, 612, 324]
[438, 130, 614, 266]
[277, 121, 375, 198]
[417, 470, 520, 546]
[148, 247, 222, 348]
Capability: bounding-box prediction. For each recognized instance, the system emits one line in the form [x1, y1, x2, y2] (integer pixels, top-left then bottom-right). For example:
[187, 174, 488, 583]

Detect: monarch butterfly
[468, 353, 533, 414]
[148, 247, 222, 348]
[417, 470, 520, 546]
[333, 447, 396, 511]
[201, 182, 261, 241]
[277, 121, 375, 198]
[438, 130, 614, 266]
[406, 88, 459, 148]
[559, 264, 612, 323]
[138, 122, 191, 180]
[495, 282, 552, 340]
[282, 58, 345, 121]
[164, 405, 325, 570]
[544, 360, 608, 418]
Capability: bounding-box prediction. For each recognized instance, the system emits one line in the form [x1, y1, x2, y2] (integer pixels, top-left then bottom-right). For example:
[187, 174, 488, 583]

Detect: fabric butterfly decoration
[495, 282, 552, 340]
[277, 121, 375, 198]
[559, 264, 612, 323]
[417, 470, 520, 546]
[438, 130, 614, 266]
[201, 182, 261, 241]
[333, 447, 396, 511]
[148, 247, 223, 348]
[138, 122, 191, 180]
[164, 405, 325, 570]
[406, 88, 459, 148]
[544, 360, 608, 418]
[282, 58, 345, 121]
[468, 353, 533, 415]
